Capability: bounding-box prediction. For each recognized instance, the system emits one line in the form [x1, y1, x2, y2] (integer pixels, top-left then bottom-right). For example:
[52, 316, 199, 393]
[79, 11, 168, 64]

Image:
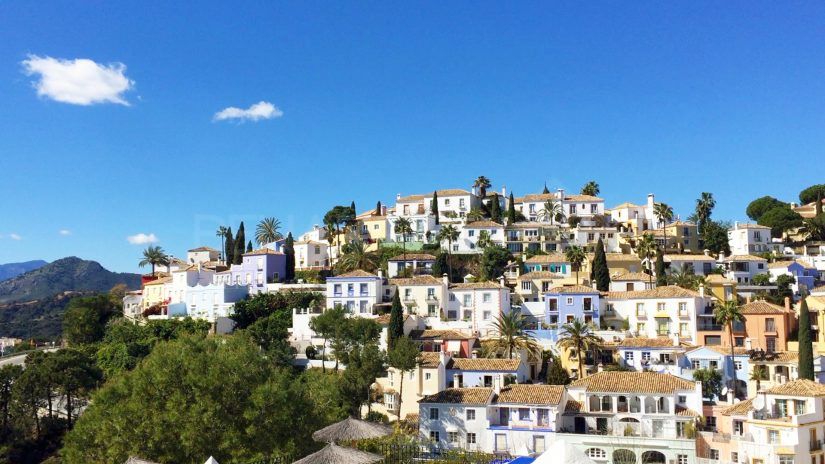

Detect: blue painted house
[226, 248, 287, 293]
[680, 346, 749, 400]
[544, 285, 601, 328]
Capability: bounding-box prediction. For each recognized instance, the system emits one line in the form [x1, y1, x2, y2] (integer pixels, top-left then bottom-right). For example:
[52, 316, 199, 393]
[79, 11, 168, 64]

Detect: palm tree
[564, 245, 586, 285]
[477, 230, 493, 249]
[558, 319, 601, 379]
[580, 181, 600, 197]
[653, 202, 674, 252]
[636, 233, 657, 287]
[751, 365, 768, 392]
[467, 208, 485, 222]
[802, 215, 825, 241]
[695, 192, 716, 233]
[324, 222, 337, 267]
[437, 224, 459, 281]
[215, 226, 228, 262]
[538, 199, 564, 225]
[255, 217, 283, 246]
[394, 218, 413, 262]
[473, 176, 492, 198]
[669, 265, 699, 290]
[139, 246, 169, 276]
[488, 308, 541, 359]
[714, 300, 745, 400]
[335, 239, 379, 273]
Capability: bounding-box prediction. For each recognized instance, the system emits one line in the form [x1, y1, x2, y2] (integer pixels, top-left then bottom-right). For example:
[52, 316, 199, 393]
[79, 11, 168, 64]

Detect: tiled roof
[721, 398, 754, 416]
[331, 270, 379, 278]
[751, 351, 798, 364]
[731, 223, 770, 230]
[675, 405, 701, 417]
[604, 285, 701, 300]
[564, 194, 603, 202]
[465, 220, 505, 228]
[611, 272, 651, 281]
[665, 254, 715, 261]
[447, 358, 521, 371]
[244, 248, 283, 256]
[766, 379, 825, 397]
[571, 371, 696, 394]
[514, 193, 556, 203]
[768, 259, 817, 270]
[391, 275, 443, 286]
[689, 345, 749, 356]
[388, 253, 436, 262]
[409, 329, 473, 340]
[419, 388, 493, 404]
[397, 194, 425, 202]
[517, 271, 566, 281]
[548, 285, 599, 294]
[740, 300, 789, 315]
[187, 246, 218, 252]
[564, 399, 582, 413]
[610, 202, 643, 209]
[807, 296, 825, 311]
[495, 385, 565, 405]
[618, 337, 677, 348]
[429, 189, 472, 197]
[605, 253, 643, 263]
[450, 281, 505, 290]
[813, 285, 825, 295]
[525, 253, 568, 264]
[705, 274, 735, 284]
[726, 254, 767, 262]
[418, 352, 442, 368]
[143, 277, 172, 286]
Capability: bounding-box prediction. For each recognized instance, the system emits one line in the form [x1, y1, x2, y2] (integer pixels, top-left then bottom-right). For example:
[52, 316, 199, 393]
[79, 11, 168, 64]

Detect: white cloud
[59, 229, 72, 236]
[213, 101, 283, 122]
[127, 233, 158, 245]
[9, 233, 22, 241]
[21, 55, 134, 106]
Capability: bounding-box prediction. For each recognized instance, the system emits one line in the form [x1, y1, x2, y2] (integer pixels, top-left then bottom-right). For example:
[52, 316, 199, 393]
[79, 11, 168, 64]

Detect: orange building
[696, 299, 795, 352]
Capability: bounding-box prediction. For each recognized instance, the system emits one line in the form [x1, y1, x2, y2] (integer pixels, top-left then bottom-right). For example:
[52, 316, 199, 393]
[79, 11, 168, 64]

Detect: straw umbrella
[292, 443, 383, 464]
[124, 458, 160, 464]
[312, 417, 392, 443]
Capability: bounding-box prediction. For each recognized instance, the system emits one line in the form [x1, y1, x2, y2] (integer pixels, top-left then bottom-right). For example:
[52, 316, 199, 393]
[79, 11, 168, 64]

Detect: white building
[723, 254, 769, 286]
[326, 270, 390, 316]
[452, 221, 506, 254]
[616, 337, 686, 376]
[185, 283, 249, 321]
[122, 291, 143, 320]
[445, 281, 511, 337]
[602, 286, 708, 343]
[728, 222, 775, 255]
[186, 246, 220, 265]
[387, 253, 436, 278]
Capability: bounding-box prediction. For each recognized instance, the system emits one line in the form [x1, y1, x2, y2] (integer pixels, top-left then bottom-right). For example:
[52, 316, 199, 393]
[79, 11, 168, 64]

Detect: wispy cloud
[127, 233, 158, 245]
[9, 233, 22, 241]
[59, 229, 72, 236]
[213, 101, 283, 122]
[21, 55, 134, 106]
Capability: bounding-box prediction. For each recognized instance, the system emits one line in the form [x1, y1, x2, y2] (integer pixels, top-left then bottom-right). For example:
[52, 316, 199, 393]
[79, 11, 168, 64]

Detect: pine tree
[224, 227, 234, 266]
[542, 183, 550, 195]
[655, 249, 667, 287]
[490, 196, 502, 223]
[546, 355, 571, 385]
[284, 232, 296, 281]
[234, 222, 246, 265]
[591, 238, 611, 291]
[799, 298, 815, 380]
[431, 191, 439, 225]
[388, 290, 404, 349]
[507, 192, 517, 225]
[247, 240, 253, 252]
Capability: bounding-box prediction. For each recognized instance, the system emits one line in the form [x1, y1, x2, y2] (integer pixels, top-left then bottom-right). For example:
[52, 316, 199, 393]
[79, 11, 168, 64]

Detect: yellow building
[704, 274, 737, 302]
[634, 221, 701, 254]
[140, 276, 171, 312]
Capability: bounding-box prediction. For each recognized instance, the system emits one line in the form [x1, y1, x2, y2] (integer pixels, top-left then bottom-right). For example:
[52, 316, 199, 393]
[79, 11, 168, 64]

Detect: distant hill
[0, 257, 141, 304]
[0, 291, 93, 340]
[0, 260, 48, 282]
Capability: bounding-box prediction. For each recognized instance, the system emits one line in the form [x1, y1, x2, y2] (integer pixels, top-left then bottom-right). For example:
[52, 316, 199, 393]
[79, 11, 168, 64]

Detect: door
[499, 408, 509, 426]
[574, 417, 586, 434]
[537, 409, 549, 427]
[533, 435, 546, 453]
[495, 434, 507, 452]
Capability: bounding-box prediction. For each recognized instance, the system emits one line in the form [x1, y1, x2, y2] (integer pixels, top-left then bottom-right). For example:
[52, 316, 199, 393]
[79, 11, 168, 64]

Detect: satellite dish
[721, 386, 728, 397]
[753, 395, 766, 410]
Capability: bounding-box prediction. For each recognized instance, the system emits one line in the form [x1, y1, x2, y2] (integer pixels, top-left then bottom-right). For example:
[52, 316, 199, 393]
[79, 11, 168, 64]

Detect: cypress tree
[388, 290, 404, 349]
[542, 183, 550, 195]
[655, 248, 667, 287]
[490, 196, 502, 223]
[507, 192, 517, 225]
[224, 227, 234, 266]
[817, 191, 823, 217]
[247, 240, 253, 252]
[592, 238, 611, 291]
[431, 191, 439, 225]
[284, 232, 296, 281]
[234, 222, 246, 265]
[799, 298, 815, 380]
[350, 201, 356, 216]
[375, 201, 382, 215]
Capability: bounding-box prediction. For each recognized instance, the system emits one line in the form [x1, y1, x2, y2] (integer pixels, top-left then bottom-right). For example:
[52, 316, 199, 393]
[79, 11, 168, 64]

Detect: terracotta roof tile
[611, 272, 651, 281]
[675, 405, 701, 417]
[766, 379, 825, 397]
[418, 352, 442, 368]
[571, 371, 696, 394]
[331, 270, 379, 278]
[751, 351, 799, 363]
[447, 358, 521, 371]
[564, 399, 582, 413]
[740, 300, 790, 315]
[449, 281, 505, 290]
[618, 337, 678, 348]
[187, 246, 218, 252]
[721, 398, 754, 416]
[390, 275, 443, 286]
[388, 253, 437, 262]
[419, 388, 493, 404]
[517, 271, 566, 281]
[664, 254, 716, 261]
[604, 285, 701, 300]
[525, 253, 569, 264]
[409, 329, 473, 340]
[495, 385, 565, 405]
[465, 220, 505, 228]
[564, 194, 603, 202]
[726, 255, 768, 262]
[548, 285, 599, 294]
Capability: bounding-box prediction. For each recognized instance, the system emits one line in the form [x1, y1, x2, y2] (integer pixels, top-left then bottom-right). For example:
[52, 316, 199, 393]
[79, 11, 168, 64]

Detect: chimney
[703, 249, 711, 256]
[378, 269, 384, 279]
[438, 350, 448, 367]
[442, 273, 449, 287]
[493, 375, 502, 395]
[557, 188, 565, 200]
[745, 338, 752, 350]
[471, 186, 477, 196]
[501, 186, 507, 198]
[396, 193, 401, 201]
[672, 332, 680, 347]
[381, 205, 387, 215]
[734, 221, 739, 230]
[785, 296, 791, 312]
[699, 284, 705, 298]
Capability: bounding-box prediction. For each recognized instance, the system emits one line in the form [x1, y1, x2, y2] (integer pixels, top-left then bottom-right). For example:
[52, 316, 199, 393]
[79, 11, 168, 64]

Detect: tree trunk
[578, 346, 584, 379]
[447, 242, 453, 283]
[728, 325, 737, 400]
[321, 337, 327, 374]
[397, 372, 405, 421]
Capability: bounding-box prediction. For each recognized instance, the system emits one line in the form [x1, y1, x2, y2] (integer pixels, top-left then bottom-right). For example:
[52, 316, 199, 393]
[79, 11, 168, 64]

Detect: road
[0, 349, 57, 368]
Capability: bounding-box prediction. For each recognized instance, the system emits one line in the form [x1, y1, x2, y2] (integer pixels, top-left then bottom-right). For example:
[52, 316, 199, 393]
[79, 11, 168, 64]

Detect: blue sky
[1, 1, 824, 272]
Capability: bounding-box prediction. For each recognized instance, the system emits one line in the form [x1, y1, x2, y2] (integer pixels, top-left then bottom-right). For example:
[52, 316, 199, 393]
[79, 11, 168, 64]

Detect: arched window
[589, 395, 601, 412]
[617, 395, 628, 413]
[601, 396, 612, 412]
[644, 396, 657, 413]
[585, 448, 607, 459]
[613, 449, 636, 464]
[642, 450, 667, 463]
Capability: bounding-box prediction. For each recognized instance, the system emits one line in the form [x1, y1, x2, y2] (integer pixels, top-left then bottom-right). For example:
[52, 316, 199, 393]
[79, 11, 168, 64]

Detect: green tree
[799, 298, 815, 380]
[394, 218, 413, 261]
[653, 203, 674, 251]
[746, 196, 787, 222]
[800, 184, 825, 206]
[542, 183, 550, 194]
[224, 227, 234, 266]
[232, 291, 321, 330]
[693, 368, 723, 400]
[803, 215, 825, 241]
[488, 308, 540, 359]
[580, 181, 600, 197]
[216, 226, 228, 263]
[61, 335, 321, 463]
[375, 201, 382, 215]
[480, 245, 511, 281]
[636, 233, 657, 287]
[702, 220, 731, 257]
[558, 319, 600, 380]
[234, 222, 247, 265]
[695, 192, 716, 236]
[0, 365, 22, 437]
[283, 232, 296, 281]
[50, 349, 101, 426]
[63, 294, 121, 345]
[431, 191, 439, 225]
[564, 245, 586, 285]
[750, 365, 768, 392]
[335, 239, 379, 273]
[309, 306, 347, 373]
[247, 240, 253, 252]
[590, 238, 611, 291]
[507, 192, 517, 225]
[714, 300, 745, 399]
[545, 353, 571, 386]
[255, 217, 283, 246]
[490, 196, 503, 222]
[473, 176, 492, 198]
[477, 230, 494, 250]
[655, 249, 667, 287]
[467, 208, 485, 222]
[437, 224, 459, 282]
[538, 199, 564, 224]
[759, 205, 803, 239]
[341, 343, 385, 416]
[388, 290, 405, 349]
[245, 313, 295, 367]
[387, 336, 419, 418]
[138, 246, 169, 277]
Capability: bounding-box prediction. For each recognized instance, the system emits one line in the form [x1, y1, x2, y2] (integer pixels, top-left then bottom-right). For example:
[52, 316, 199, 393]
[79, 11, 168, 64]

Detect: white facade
[185, 283, 249, 321]
[326, 271, 389, 316]
[122, 291, 143, 320]
[186, 247, 220, 265]
[294, 240, 329, 270]
[728, 222, 774, 255]
[452, 221, 505, 254]
[603, 286, 708, 343]
[444, 283, 511, 337]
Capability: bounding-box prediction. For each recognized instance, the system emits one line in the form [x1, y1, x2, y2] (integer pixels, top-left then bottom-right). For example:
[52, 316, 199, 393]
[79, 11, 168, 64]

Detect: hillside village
[112, 179, 825, 464]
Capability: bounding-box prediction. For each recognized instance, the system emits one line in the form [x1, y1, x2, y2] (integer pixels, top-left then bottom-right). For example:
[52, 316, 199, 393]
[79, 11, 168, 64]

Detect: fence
[247, 441, 512, 464]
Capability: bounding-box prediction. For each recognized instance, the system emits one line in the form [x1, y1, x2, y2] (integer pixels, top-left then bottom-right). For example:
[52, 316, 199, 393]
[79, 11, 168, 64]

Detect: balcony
[813, 440, 823, 452]
[426, 294, 439, 302]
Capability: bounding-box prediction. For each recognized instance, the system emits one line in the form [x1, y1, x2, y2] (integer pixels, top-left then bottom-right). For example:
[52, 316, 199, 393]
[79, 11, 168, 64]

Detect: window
[768, 429, 779, 444]
[548, 298, 558, 311]
[731, 452, 739, 462]
[428, 305, 437, 317]
[518, 408, 530, 420]
[430, 408, 439, 420]
[448, 432, 458, 444]
[429, 431, 439, 442]
[657, 302, 666, 312]
[709, 360, 718, 369]
[778, 456, 793, 464]
[466, 409, 475, 420]
[710, 449, 719, 460]
[734, 360, 742, 370]
[677, 455, 688, 464]
[678, 395, 687, 404]
[467, 432, 476, 444]
[636, 322, 646, 333]
[583, 297, 592, 311]
[483, 311, 491, 320]
[360, 283, 368, 295]
[360, 301, 368, 313]
[586, 448, 606, 459]
[566, 297, 574, 305]
[679, 322, 689, 335]
[521, 281, 532, 291]
[469, 230, 475, 237]
[641, 352, 651, 362]
[767, 337, 776, 352]
[636, 303, 645, 316]
[625, 352, 634, 362]
[483, 293, 491, 303]
[425, 372, 432, 380]
[766, 318, 776, 332]
[678, 302, 687, 315]
[347, 283, 354, 295]
[314, 245, 321, 254]
[795, 400, 806, 415]
[384, 393, 395, 410]
[706, 416, 717, 430]
[463, 294, 471, 306]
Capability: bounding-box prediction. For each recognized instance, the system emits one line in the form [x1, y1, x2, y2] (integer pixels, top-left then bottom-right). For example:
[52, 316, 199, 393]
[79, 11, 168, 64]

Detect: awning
[654, 311, 670, 318]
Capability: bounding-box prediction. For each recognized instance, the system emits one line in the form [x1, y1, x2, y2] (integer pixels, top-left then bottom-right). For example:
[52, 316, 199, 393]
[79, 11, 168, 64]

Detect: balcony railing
[812, 440, 823, 452]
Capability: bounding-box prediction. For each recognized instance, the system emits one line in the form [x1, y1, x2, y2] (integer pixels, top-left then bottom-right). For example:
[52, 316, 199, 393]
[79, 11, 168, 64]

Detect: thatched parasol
[124, 458, 160, 464]
[292, 443, 383, 464]
[311, 417, 393, 443]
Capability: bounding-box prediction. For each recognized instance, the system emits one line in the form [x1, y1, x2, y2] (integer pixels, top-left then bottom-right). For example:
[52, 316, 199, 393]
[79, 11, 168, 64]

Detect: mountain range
[0, 260, 48, 282]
